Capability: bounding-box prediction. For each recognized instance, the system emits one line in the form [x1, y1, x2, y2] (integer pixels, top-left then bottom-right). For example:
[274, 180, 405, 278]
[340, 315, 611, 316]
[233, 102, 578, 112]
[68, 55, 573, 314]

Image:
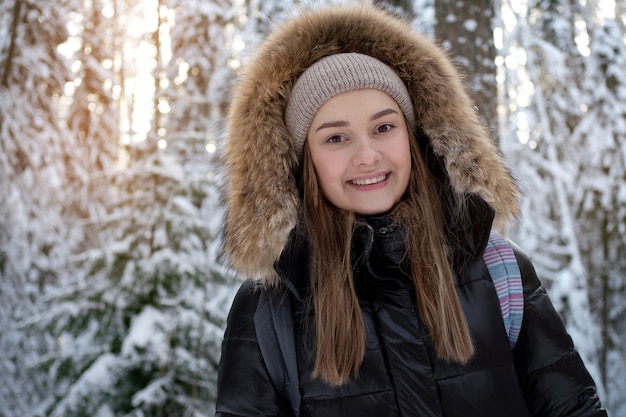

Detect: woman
[216, 5, 607, 417]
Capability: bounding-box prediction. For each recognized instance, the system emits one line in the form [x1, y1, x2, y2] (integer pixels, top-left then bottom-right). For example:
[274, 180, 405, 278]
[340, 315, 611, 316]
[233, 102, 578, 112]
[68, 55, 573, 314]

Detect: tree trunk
[1, 0, 23, 87]
[434, 0, 498, 142]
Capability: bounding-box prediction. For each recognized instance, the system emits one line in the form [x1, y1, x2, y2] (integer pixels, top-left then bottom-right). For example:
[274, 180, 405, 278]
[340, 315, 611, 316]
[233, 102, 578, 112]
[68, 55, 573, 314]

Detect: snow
[49, 353, 118, 417]
[463, 19, 478, 32]
[122, 306, 169, 361]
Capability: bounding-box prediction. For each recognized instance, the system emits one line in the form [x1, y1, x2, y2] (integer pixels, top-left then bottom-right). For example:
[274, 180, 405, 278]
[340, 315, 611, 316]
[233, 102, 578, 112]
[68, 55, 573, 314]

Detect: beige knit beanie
[284, 53, 415, 158]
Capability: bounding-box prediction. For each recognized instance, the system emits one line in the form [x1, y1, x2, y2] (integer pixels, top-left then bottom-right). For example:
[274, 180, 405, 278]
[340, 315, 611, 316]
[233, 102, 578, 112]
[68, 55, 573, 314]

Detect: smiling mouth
[350, 174, 388, 186]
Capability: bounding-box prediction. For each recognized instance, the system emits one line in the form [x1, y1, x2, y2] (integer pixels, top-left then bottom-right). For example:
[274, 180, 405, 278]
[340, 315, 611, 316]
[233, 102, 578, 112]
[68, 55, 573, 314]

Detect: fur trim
[223, 5, 521, 283]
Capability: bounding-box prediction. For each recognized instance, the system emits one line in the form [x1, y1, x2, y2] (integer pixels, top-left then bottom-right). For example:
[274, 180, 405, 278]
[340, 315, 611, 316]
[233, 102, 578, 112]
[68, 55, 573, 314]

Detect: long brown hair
[301, 127, 474, 386]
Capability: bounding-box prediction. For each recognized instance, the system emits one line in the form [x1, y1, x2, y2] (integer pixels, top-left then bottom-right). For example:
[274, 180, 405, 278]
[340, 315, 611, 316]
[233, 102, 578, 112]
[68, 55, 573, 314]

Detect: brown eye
[326, 135, 345, 144]
[376, 123, 394, 134]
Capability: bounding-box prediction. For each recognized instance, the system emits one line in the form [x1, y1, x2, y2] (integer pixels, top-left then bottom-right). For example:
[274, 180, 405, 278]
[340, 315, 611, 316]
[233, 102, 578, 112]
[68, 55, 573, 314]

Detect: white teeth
[351, 174, 387, 186]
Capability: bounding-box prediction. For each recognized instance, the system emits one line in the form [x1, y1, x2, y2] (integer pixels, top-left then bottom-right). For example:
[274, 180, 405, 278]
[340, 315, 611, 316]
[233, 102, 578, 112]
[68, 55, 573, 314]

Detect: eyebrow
[370, 108, 399, 121]
[314, 108, 399, 132]
[315, 120, 349, 132]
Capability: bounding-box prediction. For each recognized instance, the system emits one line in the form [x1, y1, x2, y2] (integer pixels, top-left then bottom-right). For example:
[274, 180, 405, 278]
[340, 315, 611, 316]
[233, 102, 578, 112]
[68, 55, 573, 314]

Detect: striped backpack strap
[482, 231, 524, 349]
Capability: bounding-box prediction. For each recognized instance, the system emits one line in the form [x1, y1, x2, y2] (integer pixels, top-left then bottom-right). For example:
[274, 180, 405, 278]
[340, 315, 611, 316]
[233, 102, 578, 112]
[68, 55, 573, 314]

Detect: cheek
[315, 161, 339, 192]
[312, 154, 344, 196]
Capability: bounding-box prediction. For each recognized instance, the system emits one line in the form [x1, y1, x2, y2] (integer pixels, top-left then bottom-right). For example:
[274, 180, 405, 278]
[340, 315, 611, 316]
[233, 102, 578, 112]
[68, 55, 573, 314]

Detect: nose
[352, 137, 381, 166]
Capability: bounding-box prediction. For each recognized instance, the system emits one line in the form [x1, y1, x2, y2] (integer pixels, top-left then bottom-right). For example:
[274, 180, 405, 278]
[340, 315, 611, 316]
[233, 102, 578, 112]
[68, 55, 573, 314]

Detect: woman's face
[306, 88, 411, 215]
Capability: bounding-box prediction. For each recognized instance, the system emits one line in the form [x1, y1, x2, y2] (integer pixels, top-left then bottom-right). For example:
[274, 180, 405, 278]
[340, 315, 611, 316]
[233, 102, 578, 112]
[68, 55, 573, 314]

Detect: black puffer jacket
[216, 200, 606, 417]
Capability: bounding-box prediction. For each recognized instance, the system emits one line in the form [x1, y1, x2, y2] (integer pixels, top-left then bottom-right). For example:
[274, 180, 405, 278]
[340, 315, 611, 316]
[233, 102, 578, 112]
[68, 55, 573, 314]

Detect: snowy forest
[0, 0, 624, 415]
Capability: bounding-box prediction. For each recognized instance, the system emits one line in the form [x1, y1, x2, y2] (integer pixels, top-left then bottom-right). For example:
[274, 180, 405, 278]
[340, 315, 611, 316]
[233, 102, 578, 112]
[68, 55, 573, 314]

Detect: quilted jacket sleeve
[215, 280, 293, 417]
[512, 250, 608, 417]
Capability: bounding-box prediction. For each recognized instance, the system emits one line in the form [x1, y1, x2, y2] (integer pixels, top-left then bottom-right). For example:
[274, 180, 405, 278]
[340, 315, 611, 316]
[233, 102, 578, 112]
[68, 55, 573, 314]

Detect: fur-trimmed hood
[222, 5, 521, 283]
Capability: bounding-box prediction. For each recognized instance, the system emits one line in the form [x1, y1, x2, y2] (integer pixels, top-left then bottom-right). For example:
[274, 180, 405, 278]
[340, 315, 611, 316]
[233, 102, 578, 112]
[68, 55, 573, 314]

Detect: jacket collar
[446, 194, 495, 272]
[274, 193, 495, 299]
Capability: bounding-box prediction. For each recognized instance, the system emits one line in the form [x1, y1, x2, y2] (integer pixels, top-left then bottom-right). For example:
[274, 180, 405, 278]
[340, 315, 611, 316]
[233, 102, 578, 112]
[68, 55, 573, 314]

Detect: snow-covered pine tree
[0, 0, 85, 414]
[239, 0, 295, 39]
[238, 0, 366, 47]
[64, 0, 120, 234]
[160, 0, 242, 410]
[575, 16, 626, 414]
[33, 138, 228, 416]
[28, 0, 233, 415]
[161, 0, 234, 196]
[500, 0, 606, 397]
